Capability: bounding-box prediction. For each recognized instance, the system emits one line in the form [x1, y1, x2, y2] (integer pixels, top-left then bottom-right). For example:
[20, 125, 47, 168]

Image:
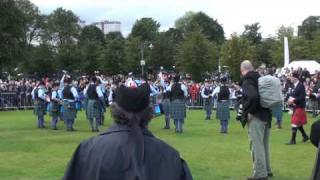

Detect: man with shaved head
[240, 60, 272, 180]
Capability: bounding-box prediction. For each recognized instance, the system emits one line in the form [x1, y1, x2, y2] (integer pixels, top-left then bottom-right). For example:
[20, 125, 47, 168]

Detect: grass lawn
[0, 109, 317, 180]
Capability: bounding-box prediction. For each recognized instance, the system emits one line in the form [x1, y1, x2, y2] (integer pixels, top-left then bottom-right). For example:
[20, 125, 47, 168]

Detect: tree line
[1, 0, 320, 81]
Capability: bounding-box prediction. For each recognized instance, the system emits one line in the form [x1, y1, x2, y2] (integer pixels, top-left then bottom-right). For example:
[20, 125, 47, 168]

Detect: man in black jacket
[63, 83, 193, 180]
[240, 60, 272, 180]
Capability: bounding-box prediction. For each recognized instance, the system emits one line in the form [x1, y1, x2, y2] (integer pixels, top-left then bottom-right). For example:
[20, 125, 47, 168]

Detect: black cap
[116, 83, 150, 112]
[174, 74, 180, 82]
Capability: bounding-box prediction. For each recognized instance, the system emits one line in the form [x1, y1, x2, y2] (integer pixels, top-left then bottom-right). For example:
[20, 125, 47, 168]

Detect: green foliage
[176, 26, 218, 82]
[298, 16, 320, 40]
[174, 11, 196, 34]
[99, 32, 125, 75]
[187, 12, 225, 44]
[241, 23, 262, 45]
[0, 0, 25, 74]
[129, 18, 160, 42]
[221, 34, 257, 81]
[149, 29, 182, 70]
[124, 37, 142, 74]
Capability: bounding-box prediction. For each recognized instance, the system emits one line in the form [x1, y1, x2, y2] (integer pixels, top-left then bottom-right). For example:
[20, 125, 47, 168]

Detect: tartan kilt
[161, 98, 171, 116]
[62, 101, 77, 120]
[170, 99, 186, 120]
[216, 101, 230, 120]
[86, 99, 102, 119]
[204, 98, 213, 110]
[49, 102, 61, 117]
[271, 104, 283, 120]
[33, 100, 46, 116]
[291, 108, 307, 126]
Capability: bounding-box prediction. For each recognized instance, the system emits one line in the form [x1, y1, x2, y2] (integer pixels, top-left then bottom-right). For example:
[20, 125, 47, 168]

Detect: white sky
[30, 0, 320, 38]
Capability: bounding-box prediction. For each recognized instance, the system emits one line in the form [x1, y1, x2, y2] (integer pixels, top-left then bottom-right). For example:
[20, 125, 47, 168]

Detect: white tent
[285, 60, 320, 74]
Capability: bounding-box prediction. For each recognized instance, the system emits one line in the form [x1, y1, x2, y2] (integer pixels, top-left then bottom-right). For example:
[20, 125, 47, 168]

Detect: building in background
[92, 20, 121, 34]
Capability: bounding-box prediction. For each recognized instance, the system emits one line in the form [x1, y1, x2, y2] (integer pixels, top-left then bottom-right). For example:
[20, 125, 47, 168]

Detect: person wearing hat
[201, 79, 214, 120]
[168, 75, 188, 133]
[286, 71, 309, 145]
[311, 120, 320, 180]
[63, 83, 193, 180]
[161, 78, 172, 129]
[32, 81, 50, 128]
[215, 77, 231, 133]
[84, 76, 105, 132]
[49, 82, 62, 130]
[61, 76, 79, 131]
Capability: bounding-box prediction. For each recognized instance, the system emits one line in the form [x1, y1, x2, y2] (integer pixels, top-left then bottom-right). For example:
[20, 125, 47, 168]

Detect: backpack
[258, 75, 283, 108]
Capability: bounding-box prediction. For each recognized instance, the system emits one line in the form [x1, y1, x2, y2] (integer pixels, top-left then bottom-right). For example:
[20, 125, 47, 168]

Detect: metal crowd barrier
[0, 92, 34, 110]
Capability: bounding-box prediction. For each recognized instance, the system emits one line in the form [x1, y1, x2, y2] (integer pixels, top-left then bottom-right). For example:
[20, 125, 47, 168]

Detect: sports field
[0, 109, 317, 180]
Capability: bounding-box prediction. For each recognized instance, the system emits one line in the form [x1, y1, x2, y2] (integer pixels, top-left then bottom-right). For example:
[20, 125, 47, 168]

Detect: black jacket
[290, 82, 306, 109]
[63, 124, 193, 180]
[311, 120, 320, 180]
[241, 71, 271, 127]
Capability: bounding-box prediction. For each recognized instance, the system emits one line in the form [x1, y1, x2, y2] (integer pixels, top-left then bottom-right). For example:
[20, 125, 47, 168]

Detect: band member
[169, 75, 188, 133]
[61, 76, 79, 131]
[216, 78, 230, 133]
[32, 81, 49, 128]
[286, 71, 309, 145]
[84, 76, 105, 132]
[201, 80, 214, 120]
[50, 82, 62, 130]
[161, 79, 172, 129]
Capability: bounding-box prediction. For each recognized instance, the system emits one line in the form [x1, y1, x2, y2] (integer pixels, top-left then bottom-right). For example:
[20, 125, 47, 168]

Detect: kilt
[216, 101, 230, 120]
[62, 100, 77, 120]
[34, 100, 46, 116]
[86, 99, 102, 119]
[291, 108, 307, 126]
[49, 102, 61, 117]
[161, 98, 171, 116]
[204, 98, 213, 109]
[170, 99, 186, 120]
[271, 104, 283, 120]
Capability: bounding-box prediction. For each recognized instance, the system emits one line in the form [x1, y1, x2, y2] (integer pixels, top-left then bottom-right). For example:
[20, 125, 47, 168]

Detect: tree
[99, 32, 125, 75]
[129, 18, 160, 42]
[185, 12, 225, 44]
[298, 16, 320, 40]
[241, 23, 262, 45]
[45, 7, 81, 71]
[45, 7, 80, 46]
[149, 28, 183, 70]
[0, 0, 25, 75]
[221, 34, 257, 81]
[176, 26, 218, 82]
[174, 11, 196, 34]
[124, 37, 142, 74]
[78, 25, 105, 73]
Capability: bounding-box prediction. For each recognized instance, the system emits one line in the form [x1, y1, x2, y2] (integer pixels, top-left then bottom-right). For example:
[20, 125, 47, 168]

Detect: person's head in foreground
[63, 82, 193, 180]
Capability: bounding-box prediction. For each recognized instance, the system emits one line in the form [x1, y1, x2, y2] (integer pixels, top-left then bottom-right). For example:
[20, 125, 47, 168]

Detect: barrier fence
[0, 92, 318, 113]
[0, 92, 33, 110]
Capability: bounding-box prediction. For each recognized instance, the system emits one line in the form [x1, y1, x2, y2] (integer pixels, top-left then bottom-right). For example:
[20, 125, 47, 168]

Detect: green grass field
[0, 109, 317, 180]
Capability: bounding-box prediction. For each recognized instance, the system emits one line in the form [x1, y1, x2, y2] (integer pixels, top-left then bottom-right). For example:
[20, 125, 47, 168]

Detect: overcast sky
[30, 0, 320, 38]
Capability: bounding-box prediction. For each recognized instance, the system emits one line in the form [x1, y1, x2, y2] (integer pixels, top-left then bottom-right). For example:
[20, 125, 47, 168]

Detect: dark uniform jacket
[241, 71, 271, 127]
[63, 124, 193, 180]
[290, 82, 306, 109]
[311, 120, 320, 180]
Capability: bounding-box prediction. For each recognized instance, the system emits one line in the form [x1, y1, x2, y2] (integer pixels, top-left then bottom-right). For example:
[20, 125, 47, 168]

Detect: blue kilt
[216, 101, 230, 120]
[49, 102, 60, 118]
[62, 101, 77, 120]
[271, 104, 283, 120]
[161, 98, 171, 116]
[86, 99, 102, 119]
[34, 100, 46, 116]
[204, 98, 214, 110]
[170, 99, 186, 120]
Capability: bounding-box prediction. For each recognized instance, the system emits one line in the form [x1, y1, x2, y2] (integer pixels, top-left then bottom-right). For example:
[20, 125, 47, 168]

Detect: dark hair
[110, 103, 153, 128]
